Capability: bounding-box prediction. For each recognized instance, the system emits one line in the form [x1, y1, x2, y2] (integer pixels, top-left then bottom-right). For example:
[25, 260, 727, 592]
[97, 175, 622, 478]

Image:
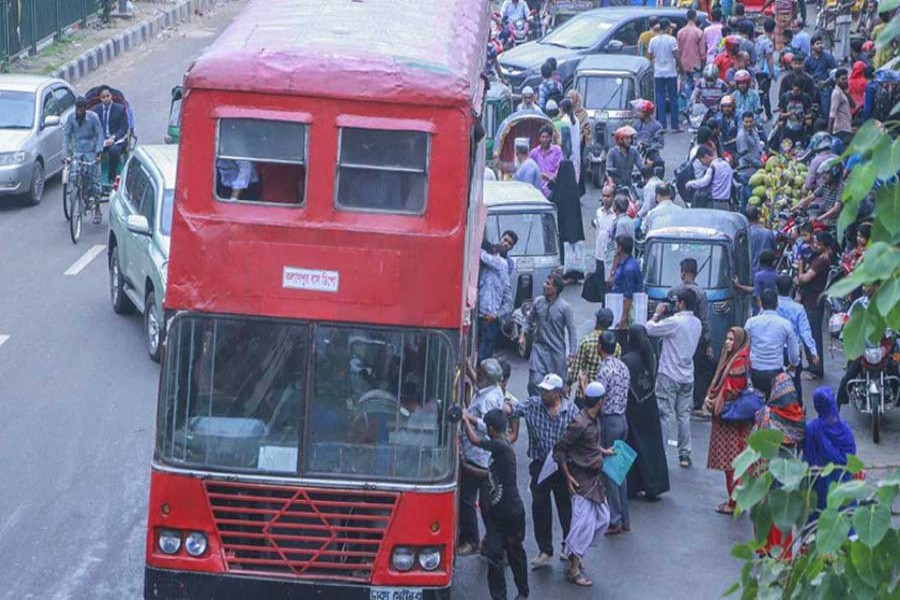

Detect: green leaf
[820, 463, 836, 478]
[769, 457, 807, 490]
[732, 447, 761, 480]
[859, 242, 900, 279]
[748, 429, 785, 460]
[848, 161, 877, 204]
[827, 268, 867, 298]
[877, 0, 900, 12]
[723, 581, 741, 597]
[828, 479, 870, 508]
[875, 184, 900, 239]
[871, 138, 900, 182]
[731, 543, 755, 560]
[849, 541, 881, 590]
[862, 306, 886, 345]
[750, 503, 773, 546]
[874, 12, 900, 50]
[875, 483, 898, 507]
[768, 488, 805, 530]
[845, 454, 865, 475]
[734, 473, 773, 512]
[849, 121, 884, 155]
[841, 302, 868, 360]
[852, 504, 892, 548]
[816, 507, 852, 555]
[876, 277, 900, 319]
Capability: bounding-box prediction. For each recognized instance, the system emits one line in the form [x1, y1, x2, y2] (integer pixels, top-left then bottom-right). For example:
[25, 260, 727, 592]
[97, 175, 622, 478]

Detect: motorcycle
[508, 13, 534, 46]
[846, 332, 900, 443]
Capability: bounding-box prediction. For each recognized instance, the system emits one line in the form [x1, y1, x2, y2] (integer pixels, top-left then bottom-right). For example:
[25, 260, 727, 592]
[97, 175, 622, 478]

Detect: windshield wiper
[697, 254, 712, 284]
[0, 124, 30, 129]
[543, 41, 573, 49]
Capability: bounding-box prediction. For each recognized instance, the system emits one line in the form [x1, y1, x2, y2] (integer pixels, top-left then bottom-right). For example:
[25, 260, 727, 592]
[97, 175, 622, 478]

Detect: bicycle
[64, 156, 102, 244]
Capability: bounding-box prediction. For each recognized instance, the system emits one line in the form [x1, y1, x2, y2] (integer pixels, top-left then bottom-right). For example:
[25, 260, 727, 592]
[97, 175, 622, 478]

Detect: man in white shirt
[646, 289, 701, 468]
[500, 0, 528, 24]
[641, 183, 682, 236]
[592, 184, 617, 284]
[648, 18, 681, 132]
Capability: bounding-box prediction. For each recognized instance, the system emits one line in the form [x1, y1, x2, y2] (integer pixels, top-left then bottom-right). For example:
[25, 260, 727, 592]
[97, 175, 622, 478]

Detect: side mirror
[171, 86, 183, 101]
[42, 115, 61, 128]
[126, 214, 152, 236]
[606, 40, 624, 52]
[447, 405, 463, 424]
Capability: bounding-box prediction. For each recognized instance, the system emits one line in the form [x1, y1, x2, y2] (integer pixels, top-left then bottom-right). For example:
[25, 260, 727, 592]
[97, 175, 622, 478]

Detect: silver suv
[107, 145, 176, 362]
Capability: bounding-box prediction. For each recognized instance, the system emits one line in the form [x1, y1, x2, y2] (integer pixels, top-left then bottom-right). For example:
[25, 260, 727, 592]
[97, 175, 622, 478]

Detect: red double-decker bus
[143, 1, 490, 598]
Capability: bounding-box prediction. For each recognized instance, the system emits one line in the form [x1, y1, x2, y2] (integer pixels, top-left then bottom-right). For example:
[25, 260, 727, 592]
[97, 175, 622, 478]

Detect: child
[498, 359, 521, 444]
[461, 409, 529, 600]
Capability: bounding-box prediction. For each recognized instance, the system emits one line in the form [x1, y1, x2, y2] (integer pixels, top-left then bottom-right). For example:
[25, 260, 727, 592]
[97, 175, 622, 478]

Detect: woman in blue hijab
[804, 386, 857, 512]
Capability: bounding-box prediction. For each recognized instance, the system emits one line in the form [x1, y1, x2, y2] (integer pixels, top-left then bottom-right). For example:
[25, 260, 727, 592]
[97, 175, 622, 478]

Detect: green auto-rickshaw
[484, 80, 513, 161]
[165, 86, 183, 144]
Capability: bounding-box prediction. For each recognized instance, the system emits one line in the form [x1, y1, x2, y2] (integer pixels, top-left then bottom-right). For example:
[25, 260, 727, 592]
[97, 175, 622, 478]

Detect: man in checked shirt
[505, 373, 578, 569]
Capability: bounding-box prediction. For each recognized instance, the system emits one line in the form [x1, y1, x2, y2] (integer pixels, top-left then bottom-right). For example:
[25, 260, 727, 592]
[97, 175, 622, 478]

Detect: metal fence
[1, 0, 102, 68]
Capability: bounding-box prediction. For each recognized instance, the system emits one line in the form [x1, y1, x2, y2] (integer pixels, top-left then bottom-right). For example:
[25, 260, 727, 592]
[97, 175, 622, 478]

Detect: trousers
[656, 373, 694, 459]
[458, 465, 489, 546]
[529, 459, 572, 556]
[654, 77, 680, 130]
[601, 413, 629, 528]
[485, 505, 529, 600]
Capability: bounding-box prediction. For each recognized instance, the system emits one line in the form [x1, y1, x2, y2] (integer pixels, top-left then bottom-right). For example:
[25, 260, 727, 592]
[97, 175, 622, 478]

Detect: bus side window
[215, 118, 307, 205]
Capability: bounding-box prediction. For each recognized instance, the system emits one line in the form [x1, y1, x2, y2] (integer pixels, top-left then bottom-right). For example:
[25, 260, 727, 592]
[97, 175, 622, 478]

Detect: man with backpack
[686, 145, 734, 210]
[538, 61, 564, 111]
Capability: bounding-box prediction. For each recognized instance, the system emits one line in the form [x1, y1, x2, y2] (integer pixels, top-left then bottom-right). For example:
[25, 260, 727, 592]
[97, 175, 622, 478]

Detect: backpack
[674, 159, 694, 203]
[873, 81, 900, 124]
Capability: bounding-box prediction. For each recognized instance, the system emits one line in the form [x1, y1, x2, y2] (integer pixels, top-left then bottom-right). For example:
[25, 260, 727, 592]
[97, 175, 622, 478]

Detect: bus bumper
[144, 567, 451, 600]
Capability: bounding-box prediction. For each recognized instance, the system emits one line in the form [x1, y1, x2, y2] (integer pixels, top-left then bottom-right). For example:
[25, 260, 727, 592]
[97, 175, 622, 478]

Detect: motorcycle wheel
[872, 401, 880, 444]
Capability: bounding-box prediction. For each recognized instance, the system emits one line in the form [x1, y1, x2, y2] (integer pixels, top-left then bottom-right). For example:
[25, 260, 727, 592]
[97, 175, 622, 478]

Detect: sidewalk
[9, 0, 217, 83]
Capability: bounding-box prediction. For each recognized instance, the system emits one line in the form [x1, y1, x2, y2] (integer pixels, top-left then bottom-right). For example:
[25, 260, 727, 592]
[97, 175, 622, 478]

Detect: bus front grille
[204, 481, 399, 582]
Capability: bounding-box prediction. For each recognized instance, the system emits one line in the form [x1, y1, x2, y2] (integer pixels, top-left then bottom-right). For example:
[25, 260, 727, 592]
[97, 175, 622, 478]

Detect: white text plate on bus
[282, 267, 340, 293]
[370, 588, 423, 600]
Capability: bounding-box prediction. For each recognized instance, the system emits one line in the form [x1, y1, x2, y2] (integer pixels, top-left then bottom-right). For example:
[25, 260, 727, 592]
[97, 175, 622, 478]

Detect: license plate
[516, 257, 534, 272]
[370, 588, 423, 600]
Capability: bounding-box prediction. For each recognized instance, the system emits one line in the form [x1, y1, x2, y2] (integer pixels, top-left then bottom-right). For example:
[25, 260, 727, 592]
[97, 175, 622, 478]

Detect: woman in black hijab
[550, 159, 585, 284]
[621, 324, 670, 500]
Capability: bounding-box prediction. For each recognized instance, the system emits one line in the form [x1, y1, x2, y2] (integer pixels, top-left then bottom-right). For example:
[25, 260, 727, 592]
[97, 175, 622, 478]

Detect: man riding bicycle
[63, 96, 104, 224]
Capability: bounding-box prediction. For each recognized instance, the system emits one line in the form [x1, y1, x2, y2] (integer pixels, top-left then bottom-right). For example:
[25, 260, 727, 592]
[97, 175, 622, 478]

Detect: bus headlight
[391, 546, 416, 572]
[184, 531, 208, 557]
[157, 529, 181, 555]
[417, 547, 441, 571]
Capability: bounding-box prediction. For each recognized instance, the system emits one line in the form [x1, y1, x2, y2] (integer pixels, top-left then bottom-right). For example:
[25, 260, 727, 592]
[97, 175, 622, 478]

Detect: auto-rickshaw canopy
[493, 110, 560, 175]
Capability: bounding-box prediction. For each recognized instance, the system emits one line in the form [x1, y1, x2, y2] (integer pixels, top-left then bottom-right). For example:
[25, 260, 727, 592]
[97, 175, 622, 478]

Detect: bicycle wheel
[62, 164, 71, 220]
[69, 189, 83, 244]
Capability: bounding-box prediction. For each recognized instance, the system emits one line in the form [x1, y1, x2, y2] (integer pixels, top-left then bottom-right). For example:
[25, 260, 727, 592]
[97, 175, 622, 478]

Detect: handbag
[581, 270, 606, 302]
[720, 386, 764, 423]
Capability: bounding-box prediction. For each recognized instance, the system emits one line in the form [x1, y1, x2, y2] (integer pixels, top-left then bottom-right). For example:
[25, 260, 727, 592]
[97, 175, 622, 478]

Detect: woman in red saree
[705, 327, 752, 514]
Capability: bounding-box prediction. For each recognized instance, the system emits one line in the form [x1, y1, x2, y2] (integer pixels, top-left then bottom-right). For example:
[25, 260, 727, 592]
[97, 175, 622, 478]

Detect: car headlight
[157, 529, 181, 555]
[864, 346, 885, 364]
[391, 546, 416, 572]
[417, 547, 441, 571]
[0, 151, 27, 166]
[184, 531, 208, 557]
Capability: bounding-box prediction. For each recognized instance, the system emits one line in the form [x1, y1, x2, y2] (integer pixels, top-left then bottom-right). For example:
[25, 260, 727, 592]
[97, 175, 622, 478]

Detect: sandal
[715, 502, 735, 515]
[568, 572, 593, 587]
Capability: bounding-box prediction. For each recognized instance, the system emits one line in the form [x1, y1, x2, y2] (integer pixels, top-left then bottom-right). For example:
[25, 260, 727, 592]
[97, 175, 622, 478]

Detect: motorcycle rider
[732, 70, 761, 123]
[778, 53, 816, 108]
[836, 282, 882, 406]
[500, 0, 528, 24]
[605, 126, 643, 188]
[691, 64, 729, 120]
[803, 132, 837, 192]
[713, 95, 740, 158]
[63, 96, 105, 224]
[794, 157, 844, 228]
[631, 99, 664, 168]
[777, 78, 814, 148]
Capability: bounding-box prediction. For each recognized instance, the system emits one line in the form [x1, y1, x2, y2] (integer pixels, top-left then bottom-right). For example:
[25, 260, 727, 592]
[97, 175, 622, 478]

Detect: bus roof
[185, 0, 490, 107]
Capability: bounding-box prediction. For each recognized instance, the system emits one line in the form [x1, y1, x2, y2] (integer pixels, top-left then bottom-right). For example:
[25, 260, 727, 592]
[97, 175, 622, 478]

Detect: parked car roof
[484, 181, 554, 209]
[0, 74, 66, 93]
[646, 209, 749, 240]
[576, 54, 651, 73]
[580, 6, 706, 19]
[137, 144, 178, 187]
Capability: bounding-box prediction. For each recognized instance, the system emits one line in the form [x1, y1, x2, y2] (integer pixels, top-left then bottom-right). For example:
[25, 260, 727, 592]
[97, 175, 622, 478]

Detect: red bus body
[144, 1, 490, 598]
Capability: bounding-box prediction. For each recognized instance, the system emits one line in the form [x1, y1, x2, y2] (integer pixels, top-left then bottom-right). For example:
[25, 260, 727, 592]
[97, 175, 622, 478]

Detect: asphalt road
[0, 3, 895, 599]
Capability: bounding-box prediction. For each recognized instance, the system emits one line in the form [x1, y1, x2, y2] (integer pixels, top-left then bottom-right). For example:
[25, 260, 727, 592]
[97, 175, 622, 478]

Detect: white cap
[545, 99, 559, 111]
[585, 381, 607, 399]
[537, 373, 564, 391]
[522, 85, 535, 96]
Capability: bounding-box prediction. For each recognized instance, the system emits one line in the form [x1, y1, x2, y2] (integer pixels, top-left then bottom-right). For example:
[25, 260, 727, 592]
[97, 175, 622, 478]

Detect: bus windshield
[157, 315, 456, 484]
[644, 241, 730, 289]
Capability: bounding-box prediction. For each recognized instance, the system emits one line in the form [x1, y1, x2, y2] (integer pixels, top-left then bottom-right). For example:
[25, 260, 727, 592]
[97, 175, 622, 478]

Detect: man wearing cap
[506, 373, 578, 568]
[513, 140, 542, 191]
[553, 380, 615, 587]
[567, 308, 620, 405]
[63, 96, 105, 223]
[522, 273, 577, 397]
[517, 86, 544, 113]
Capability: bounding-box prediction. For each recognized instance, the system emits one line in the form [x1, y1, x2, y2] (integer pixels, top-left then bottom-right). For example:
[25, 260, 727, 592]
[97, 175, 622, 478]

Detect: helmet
[810, 132, 833, 152]
[781, 52, 794, 67]
[720, 95, 735, 107]
[829, 312, 849, 334]
[831, 137, 846, 156]
[862, 40, 875, 53]
[724, 35, 741, 53]
[75, 96, 88, 107]
[818, 157, 843, 178]
[632, 99, 655, 114]
[734, 69, 752, 84]
[614, 126, 637, 144]
[703, 64, 719, 80]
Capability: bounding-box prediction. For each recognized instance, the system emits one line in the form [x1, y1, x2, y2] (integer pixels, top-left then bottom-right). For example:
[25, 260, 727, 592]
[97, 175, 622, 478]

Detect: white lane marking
[0, 335, 8, 348]
[64, 244, 107, 276]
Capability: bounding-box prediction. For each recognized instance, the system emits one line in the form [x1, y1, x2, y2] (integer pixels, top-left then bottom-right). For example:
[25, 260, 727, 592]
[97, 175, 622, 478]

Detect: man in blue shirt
[513, 141, 542, 191]
[500, 0, 528, 24]
[804, 35, 837, 119]
[478, 245, 511, 359]
[744, 289, 800, 399]
[775, 275, 819, 398]
[746, 206, 776, 274]
[610, 235, 643, 330]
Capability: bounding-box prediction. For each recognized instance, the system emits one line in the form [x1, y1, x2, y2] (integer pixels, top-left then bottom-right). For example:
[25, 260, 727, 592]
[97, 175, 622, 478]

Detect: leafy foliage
[726, 431, 900, 599]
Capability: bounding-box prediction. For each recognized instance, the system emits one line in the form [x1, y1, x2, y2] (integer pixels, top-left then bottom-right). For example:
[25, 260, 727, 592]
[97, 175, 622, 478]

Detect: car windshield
[541, 16, 612, 49]
[485, 211, 558, 257]
[157, 315, 456, 484]
[160, 189, 174, 236]
[576, 76, 634, 110]
[644, 241, 730, 288]
[0, 91, 35, 129]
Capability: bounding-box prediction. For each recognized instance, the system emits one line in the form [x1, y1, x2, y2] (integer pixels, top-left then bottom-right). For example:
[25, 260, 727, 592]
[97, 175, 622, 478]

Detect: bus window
[335, 128, 429, 214]
[215, 118, 307, 205]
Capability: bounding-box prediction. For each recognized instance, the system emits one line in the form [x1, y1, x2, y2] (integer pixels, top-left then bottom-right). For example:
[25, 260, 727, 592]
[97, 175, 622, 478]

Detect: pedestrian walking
[803, 387, 856, 516]
[668, 258, 713, 418]
[591, 184, 617, 298]
[507, 373, 578, 567]
[622, 324, 670, 499]
[796, 231, 832, 378]
[677, 10, 706, 104]
[458, 358, 506, 555]
[646, 289, 702, 468]
[551, 161, 587, 284]
[522, 273, 577, 397]
[776, 275, 819, 398]
[461, 409, 529, 600]
[608, 236, 643, 331]
[829, 68, 854, 146]
[554, 381, 615, 588]
[648, 18, 681, 131]
[746, 206, 776, 275]
[744, 289, 800, 398]
[567, 308, 619, 404]
[513, 140, 543, 191]
[593, 331, 631, 535]
[704, 326, 752, 515]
